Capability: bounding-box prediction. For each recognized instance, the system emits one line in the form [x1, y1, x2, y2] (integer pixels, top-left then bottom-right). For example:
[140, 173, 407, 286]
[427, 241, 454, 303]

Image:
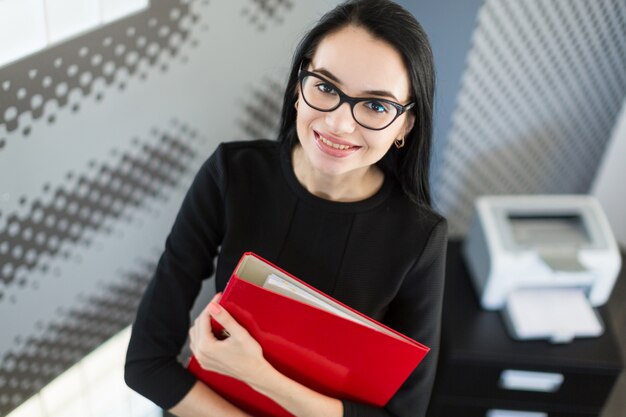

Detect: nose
[324, 102, 356, 134]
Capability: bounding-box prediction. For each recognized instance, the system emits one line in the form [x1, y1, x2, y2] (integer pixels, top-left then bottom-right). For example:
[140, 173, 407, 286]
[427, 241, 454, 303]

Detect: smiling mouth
[315, 132, 359, 150]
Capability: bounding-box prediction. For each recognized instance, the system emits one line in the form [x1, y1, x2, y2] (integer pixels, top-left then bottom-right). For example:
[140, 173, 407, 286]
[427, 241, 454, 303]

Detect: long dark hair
[277, 0, 435, 207]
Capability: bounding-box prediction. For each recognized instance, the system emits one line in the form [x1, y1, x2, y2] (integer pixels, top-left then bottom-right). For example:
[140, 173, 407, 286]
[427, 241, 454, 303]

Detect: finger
[207, 302, 248, 339]
[194, 292, 227, 341]
[196, 303, 220, 344]
[200, 291, 222, 317]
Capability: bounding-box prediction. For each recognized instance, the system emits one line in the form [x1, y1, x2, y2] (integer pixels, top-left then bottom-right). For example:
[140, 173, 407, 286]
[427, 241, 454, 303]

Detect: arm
[189, 294, 344, 417]
[342, 219, 448, 417]
[125, 146, 247, 413]
[125, 143, 341, 415]
[168, 381, 252, 417]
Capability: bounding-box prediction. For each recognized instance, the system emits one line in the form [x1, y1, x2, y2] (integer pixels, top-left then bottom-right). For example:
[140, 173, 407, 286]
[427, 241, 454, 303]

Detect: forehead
[311, 25, 411, 100]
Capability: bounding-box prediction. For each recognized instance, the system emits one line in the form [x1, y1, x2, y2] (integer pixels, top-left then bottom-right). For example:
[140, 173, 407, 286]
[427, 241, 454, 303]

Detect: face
[295, 25, 415, 179]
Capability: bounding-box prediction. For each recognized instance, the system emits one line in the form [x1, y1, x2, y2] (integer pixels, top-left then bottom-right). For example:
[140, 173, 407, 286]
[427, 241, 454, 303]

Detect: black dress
[125, 139, 447, 417]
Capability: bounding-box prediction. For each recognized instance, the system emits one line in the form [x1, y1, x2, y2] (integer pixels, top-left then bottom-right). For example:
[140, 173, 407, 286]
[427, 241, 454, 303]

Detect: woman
[125, 1, 447, 416]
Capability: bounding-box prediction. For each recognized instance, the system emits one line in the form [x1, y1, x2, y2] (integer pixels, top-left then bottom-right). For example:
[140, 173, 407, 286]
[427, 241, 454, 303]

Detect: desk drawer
[428, 401, 598, 417]
[436, 362, 616, 409]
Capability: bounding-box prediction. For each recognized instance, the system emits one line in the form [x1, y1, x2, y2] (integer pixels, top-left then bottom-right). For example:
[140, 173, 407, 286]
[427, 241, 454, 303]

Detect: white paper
[263, 274, 375, 329]
[505, 288, 603, 342]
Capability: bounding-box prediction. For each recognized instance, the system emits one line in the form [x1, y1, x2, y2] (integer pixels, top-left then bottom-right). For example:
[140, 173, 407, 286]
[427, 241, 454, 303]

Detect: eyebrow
[311, 66, 401, 102]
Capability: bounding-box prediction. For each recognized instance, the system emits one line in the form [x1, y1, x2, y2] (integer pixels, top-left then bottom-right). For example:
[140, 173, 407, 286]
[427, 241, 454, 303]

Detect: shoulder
[213, 139, 280, 161]
[202, 139, 281, 179]
[386, 184, 446, 234]
[377, 185, 448, 265]
[200, 139, 288, 199]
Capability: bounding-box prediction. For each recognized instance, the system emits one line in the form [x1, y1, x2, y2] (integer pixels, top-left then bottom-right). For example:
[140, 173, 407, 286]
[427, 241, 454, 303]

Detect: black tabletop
[442, 241, 623, 373]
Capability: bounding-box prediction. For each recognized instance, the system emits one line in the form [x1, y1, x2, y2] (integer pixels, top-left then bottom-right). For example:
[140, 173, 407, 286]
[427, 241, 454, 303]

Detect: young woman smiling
[125, 1, 447, 416]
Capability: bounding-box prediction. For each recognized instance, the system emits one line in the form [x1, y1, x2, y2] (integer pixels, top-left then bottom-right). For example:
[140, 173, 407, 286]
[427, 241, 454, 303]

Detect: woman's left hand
[189, 292, 267, 383]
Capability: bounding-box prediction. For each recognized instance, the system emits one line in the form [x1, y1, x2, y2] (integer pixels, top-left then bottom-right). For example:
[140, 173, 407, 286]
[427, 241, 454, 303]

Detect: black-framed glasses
[298, 69, 414, 131]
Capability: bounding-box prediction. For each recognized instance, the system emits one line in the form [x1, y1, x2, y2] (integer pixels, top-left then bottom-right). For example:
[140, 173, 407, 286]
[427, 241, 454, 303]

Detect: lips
[313, 131, 360, 157]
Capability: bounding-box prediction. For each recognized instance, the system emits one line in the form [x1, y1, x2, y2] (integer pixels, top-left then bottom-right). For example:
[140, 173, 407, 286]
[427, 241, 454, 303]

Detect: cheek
[295, 109, 312, 144]
[295, 110, 306, 134]
[296, 105, 319, 132]
[365, 130, 398, 152]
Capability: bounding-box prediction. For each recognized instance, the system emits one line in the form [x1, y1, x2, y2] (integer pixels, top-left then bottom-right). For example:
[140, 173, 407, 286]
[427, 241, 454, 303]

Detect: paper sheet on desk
[505, 288, 604, 342]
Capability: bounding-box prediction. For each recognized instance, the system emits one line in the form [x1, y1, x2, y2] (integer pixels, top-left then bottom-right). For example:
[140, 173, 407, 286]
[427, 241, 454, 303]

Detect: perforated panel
[0, 122, 201, 415]
[237, 76, 284, 139]
[0, 124, 198, 296]
[241, 0, 294, 32]
[433, 0, 626, 236]
[0, 1, 336, 414]
[0, 0, 200, 143]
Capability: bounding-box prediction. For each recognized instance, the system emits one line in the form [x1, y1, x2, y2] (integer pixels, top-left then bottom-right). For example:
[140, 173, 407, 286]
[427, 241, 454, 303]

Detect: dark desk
[427, 241, 623, 417]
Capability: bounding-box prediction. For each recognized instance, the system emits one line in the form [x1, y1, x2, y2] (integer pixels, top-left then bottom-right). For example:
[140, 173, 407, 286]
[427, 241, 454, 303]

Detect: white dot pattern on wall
[241, 0, 293, 31]
[433, 0, 626, 235]
[0, 122, 199, 297]
[0, 0, 203, 144]
[237, 76, 284, 139]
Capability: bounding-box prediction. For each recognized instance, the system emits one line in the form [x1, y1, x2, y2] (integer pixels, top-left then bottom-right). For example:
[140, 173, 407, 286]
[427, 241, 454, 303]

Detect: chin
[309, 156, 353, 177]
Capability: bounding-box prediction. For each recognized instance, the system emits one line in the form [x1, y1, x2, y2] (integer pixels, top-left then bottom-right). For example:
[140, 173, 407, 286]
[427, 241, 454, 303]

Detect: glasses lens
[301, 74, 340, 111]
[353, 100, 398, 130]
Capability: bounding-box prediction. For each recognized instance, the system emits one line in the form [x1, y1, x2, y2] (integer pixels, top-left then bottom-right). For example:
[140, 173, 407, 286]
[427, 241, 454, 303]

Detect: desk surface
[442, 240, 623, 372]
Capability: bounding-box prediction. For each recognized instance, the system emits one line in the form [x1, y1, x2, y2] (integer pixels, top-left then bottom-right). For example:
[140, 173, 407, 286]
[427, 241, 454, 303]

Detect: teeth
[319, 135, 352, 150]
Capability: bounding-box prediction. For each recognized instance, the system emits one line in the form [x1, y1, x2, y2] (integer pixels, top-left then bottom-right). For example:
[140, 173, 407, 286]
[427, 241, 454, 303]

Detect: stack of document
[262, 274, 377, 329]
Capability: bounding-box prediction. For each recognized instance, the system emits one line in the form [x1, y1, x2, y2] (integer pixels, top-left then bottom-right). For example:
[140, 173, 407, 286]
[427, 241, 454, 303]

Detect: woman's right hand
[187, 293, 343, 417]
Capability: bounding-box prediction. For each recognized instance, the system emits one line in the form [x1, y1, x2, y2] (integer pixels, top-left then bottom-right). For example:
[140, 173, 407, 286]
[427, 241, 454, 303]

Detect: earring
[394, 137, 405, 149]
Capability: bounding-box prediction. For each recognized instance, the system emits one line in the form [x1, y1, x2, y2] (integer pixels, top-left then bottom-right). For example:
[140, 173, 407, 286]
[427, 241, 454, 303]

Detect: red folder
[187, 252, 429, 417]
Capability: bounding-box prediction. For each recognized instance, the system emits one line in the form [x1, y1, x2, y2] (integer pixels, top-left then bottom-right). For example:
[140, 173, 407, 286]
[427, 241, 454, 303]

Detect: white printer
[463, 195, 622, 343]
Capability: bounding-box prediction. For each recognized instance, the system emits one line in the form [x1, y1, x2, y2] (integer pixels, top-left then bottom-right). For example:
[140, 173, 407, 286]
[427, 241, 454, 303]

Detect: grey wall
[396, 0, 484, 192]
[403, 1, 626, 238]
[429, 0, 626, 235]
[0, 1, 338, 414]
[593, 97, 626, 247]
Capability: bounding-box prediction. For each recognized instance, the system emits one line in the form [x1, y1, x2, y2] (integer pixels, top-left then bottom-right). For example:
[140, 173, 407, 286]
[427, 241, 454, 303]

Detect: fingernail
[208, 302, 221, 315]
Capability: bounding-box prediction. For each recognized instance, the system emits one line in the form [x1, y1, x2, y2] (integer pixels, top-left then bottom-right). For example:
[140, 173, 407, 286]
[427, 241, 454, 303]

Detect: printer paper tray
[502, 288, 604, 343]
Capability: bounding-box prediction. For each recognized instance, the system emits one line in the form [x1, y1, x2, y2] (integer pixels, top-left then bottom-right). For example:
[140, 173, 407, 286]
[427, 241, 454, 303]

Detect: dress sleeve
[124, 145, 227, 409]
[342, 218, 448, 417]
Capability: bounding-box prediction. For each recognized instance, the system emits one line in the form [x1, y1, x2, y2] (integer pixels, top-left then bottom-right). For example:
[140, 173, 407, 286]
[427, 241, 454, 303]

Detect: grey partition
[0, 1, 336, 414]
[432, 0, 626, 235]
